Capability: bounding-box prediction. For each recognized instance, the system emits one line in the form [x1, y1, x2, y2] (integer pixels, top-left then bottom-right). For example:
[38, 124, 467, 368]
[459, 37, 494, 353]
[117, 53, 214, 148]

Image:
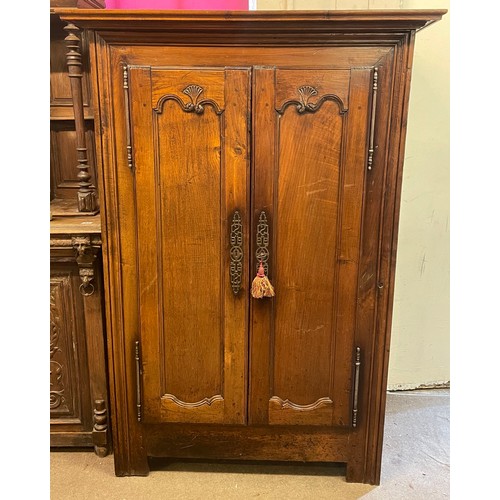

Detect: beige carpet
[50, 389, 449, 499]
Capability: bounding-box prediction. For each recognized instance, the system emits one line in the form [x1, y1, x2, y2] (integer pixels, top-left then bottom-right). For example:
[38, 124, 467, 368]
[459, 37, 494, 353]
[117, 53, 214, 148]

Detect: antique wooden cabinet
[50, 216, 110, 456]
[55, 9, 445, 484]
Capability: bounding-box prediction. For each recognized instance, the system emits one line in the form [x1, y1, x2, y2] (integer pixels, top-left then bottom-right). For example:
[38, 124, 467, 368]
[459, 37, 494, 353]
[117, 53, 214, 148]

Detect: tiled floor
[50, 389, 449, 499]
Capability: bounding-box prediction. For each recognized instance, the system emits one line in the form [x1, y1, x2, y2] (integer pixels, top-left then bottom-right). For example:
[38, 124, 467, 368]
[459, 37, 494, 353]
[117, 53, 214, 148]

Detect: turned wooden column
[64, 23, 99, 214]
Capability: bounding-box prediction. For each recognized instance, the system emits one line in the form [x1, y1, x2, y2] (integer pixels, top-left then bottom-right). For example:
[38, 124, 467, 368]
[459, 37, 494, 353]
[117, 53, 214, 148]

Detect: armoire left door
[121, 66, 251, 425]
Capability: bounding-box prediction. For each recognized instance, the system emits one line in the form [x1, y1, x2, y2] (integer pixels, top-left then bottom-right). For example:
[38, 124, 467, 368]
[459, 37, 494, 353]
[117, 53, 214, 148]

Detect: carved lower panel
[270, 396, 333, 411]
[268, 396, 334, 426]
[50, 275, 82, 421]
[159, 394, 226, 424]
[161, 394, 224, 408]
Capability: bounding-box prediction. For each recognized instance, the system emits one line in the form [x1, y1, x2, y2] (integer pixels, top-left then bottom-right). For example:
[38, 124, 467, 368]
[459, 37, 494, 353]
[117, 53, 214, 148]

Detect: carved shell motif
[297, 85, 318, 113]
[183, 84, 205, 114]
[154, 84, 223, 115]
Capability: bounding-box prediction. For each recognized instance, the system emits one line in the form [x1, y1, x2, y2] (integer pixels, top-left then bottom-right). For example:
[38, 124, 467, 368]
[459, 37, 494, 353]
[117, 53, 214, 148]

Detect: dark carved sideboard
[50, 0, 109, 456]
[50, 216, 110, 456]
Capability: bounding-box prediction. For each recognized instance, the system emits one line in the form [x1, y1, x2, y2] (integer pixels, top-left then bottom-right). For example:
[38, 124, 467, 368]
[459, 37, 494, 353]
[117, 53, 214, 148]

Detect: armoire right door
[250, 67, 373, 428]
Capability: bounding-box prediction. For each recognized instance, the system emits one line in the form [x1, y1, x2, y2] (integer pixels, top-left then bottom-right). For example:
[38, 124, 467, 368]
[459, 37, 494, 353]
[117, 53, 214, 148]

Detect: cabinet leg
[92, 399, 110, 457]
[346, 461, 364, 483]
[346, 461, 380, 485]
[114, 450, 150, 477]
[94, 446, 108, 458]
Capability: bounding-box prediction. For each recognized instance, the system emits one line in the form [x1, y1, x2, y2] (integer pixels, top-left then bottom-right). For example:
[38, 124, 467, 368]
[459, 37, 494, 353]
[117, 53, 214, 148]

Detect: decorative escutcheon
[230, 211, 243, 295]
[255, 211, 270, 275]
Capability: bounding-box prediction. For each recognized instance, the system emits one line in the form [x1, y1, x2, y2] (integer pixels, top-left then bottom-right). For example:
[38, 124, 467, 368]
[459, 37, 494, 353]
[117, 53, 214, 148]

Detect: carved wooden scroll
[161, 394, 224, 408]
[276, 85, 347, 115]
[154, 84, 224, 115]
[270, 396, 333, 411]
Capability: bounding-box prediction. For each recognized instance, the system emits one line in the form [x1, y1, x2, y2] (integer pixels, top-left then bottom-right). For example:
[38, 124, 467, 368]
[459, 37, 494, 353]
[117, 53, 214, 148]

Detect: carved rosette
[230, 211, 243, 295]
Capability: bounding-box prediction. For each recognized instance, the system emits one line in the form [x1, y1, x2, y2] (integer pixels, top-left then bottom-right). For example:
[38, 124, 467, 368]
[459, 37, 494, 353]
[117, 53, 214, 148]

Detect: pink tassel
[251, 261, 275, 299]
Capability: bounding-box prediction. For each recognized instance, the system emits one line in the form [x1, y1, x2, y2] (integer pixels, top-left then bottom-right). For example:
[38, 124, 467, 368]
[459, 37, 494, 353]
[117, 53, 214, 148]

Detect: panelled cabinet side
[351, 32, 417, 485]
[88, 31, 150, 476]
[59, 10, 446, 485]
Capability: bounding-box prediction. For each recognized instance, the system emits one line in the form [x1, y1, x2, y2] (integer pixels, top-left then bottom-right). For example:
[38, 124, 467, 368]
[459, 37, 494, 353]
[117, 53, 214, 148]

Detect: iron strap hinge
[135, 340, 142, 422]
[352, 346, 361, 427]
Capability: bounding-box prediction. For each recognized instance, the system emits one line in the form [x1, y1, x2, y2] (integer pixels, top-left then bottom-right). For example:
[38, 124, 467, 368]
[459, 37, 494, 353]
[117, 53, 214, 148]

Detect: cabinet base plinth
[110, 423, 382, 484]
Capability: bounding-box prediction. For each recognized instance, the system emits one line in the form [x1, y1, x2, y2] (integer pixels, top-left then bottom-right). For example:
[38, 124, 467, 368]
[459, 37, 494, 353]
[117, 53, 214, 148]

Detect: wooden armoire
[55, 9, 445, 484]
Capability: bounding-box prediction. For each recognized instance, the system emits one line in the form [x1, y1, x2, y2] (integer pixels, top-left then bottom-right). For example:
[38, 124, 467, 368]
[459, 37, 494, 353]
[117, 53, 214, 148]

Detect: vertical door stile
[249, 67, 277, 425]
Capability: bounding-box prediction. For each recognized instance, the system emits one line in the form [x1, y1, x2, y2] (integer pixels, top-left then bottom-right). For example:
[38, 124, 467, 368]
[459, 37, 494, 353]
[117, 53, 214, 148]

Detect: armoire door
[126, 66, 251, 425]
[250, 67, 373, 427]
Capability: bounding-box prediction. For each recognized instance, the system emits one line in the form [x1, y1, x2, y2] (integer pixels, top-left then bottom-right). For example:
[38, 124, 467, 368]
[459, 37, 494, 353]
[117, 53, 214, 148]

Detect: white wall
[256, 0, 450, 389]
[388, 0, 449, 389]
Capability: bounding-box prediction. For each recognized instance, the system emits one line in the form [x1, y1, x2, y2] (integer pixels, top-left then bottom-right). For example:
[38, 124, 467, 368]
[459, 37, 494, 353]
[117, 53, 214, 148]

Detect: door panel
[250, 67, 372, 427]
[129, 66, 251, 425]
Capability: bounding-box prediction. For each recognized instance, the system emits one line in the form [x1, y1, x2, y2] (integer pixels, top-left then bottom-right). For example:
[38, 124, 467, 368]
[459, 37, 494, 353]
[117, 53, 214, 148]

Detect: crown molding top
[53, 8, 447, 33]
